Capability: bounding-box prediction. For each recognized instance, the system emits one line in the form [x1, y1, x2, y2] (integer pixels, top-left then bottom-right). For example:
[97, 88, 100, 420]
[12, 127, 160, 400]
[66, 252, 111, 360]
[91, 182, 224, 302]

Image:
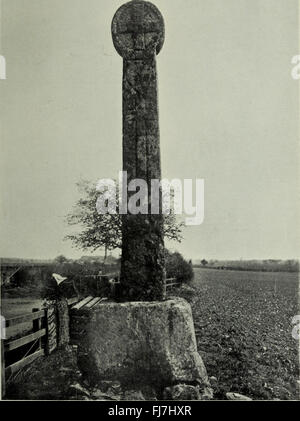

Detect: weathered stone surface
[97, 380, 122, 394]
[77, 298, 209, 391]
[163, 384, 201, 401]
[226, 392, 252, 401]
[112, 0, 166, 301]
[91, 389, 116, 401]
[200, 385, 214, 400]
[69, 383, 90, 398]
[123, 390, 145, 401]
[163, 383, 213, 401]
[112, 0, 165, 60]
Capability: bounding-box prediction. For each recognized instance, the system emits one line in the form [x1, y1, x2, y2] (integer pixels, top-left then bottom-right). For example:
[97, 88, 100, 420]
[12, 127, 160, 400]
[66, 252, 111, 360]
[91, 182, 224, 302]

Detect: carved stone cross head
[112, 0, 165, 60]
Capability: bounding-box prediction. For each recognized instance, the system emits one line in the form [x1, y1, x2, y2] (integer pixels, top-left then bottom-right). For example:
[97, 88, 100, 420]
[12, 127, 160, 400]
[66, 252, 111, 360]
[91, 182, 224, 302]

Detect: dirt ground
[189, 268, 299, 400]
[4, 346, 82, 400]
[3, 267, 299, 400]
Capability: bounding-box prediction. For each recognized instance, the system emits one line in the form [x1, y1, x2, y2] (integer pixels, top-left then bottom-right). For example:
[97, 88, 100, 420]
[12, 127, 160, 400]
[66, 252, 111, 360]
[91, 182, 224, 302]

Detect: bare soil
[3, 268, 299, 400]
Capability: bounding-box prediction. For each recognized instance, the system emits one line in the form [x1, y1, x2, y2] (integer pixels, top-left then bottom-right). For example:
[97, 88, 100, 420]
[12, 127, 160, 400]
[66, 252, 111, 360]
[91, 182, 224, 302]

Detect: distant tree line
[195, 259, 299, 273]
[3, 249, 194, 299]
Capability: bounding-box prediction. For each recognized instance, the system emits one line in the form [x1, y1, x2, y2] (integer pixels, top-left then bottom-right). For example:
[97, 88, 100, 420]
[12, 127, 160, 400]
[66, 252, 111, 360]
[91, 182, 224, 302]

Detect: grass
[187, 268, 299, 400]
[5, 346, 82, 400]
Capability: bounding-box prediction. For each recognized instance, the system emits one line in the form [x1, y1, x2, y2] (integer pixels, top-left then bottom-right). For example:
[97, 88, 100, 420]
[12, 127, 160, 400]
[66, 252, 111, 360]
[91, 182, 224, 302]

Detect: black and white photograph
[0, 0, 299, 407]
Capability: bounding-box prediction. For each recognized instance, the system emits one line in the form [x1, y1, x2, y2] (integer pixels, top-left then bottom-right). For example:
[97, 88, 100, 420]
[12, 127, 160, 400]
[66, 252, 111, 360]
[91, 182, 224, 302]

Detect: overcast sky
[0, 0, 299, 261]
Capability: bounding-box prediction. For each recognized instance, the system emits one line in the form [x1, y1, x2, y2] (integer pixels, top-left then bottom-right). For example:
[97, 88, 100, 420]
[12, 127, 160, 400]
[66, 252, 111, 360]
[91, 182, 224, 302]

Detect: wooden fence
[166, 278, 180, 289]
[1, 297, 79, 399]
[1, 278, 180, 398]
[77, 273, 119, 296]
[77, 275, 180, 295]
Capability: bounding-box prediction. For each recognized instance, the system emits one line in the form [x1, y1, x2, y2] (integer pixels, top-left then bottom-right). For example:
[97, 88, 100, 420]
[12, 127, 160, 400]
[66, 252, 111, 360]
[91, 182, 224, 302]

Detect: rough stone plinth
[77, 298, 210, 394]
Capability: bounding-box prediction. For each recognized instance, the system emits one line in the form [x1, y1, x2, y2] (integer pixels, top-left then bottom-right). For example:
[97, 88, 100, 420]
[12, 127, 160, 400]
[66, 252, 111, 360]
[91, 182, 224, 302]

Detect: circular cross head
[112, 0, 165, 60]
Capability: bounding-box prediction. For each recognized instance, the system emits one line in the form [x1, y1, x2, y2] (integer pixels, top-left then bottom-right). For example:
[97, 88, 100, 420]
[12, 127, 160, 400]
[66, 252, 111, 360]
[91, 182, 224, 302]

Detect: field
[1, 298, 43, 339]
[2, 267, 299, 400]
[189, 268, 299, 400]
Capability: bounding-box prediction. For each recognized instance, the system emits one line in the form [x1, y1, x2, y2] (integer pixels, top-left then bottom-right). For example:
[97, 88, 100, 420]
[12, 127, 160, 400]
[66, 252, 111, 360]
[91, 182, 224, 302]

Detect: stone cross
[112, 0, 166, 301]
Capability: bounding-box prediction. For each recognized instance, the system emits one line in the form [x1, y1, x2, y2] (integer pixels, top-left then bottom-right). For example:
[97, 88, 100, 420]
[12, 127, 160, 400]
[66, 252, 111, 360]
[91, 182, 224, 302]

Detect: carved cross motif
[112, 1, 164, 59]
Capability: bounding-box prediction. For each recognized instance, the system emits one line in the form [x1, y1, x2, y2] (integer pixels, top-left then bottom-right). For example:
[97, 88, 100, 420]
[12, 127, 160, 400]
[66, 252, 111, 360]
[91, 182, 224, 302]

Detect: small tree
[201, 259, 208, 267]
[65, 180, 184, 262]
[54, 255, 69, 264]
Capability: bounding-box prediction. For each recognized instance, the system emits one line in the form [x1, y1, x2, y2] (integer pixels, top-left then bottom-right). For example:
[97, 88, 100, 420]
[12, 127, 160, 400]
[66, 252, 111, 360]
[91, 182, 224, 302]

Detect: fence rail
[4, 329, 46, 352]
[5, 349, 44, 379]
[1, 308, 47, 398]
[1, 277, 179, 399]
[1, 296, 79, 399]
[166, 278, 180, 289]
[5, 310, 45, 328]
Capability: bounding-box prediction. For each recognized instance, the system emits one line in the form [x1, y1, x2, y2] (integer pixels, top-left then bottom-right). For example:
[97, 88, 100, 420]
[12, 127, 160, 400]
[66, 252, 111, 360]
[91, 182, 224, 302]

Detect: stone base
[76, 298, 210, 397]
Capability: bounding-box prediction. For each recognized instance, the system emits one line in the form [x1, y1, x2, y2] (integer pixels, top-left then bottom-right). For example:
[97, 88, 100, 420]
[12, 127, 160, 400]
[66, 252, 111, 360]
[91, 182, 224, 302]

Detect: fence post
[32, 308, 41, 351]
[1, 340, 5, 399]
[56, 298, 69, 349]
[45, 305, 57, 355]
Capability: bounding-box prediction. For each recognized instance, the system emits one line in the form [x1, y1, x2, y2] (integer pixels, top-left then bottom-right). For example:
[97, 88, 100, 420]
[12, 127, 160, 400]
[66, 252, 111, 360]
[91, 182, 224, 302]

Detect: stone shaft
[112, 1, 166, 301]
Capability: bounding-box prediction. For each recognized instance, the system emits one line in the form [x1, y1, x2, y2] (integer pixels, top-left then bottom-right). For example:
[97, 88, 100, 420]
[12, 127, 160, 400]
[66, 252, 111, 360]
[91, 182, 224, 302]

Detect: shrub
[165, 250, 194, 285]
